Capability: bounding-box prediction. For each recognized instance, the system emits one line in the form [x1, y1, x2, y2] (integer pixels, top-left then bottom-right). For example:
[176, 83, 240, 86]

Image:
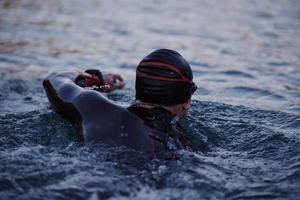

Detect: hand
[102, 73, 125, 93]
[75, 72, 102, 89]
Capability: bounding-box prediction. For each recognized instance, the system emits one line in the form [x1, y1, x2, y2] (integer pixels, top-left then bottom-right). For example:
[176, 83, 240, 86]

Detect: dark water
[1, 0, 300, 199]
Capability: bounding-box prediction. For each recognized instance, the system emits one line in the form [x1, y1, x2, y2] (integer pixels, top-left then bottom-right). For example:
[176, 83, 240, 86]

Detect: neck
[134, 101, 177, 116]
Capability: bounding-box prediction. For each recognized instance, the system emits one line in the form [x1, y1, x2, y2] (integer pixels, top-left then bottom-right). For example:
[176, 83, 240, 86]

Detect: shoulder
[74, 90, 118, 113]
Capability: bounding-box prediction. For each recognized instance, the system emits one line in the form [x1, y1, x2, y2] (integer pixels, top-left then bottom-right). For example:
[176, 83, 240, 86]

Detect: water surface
[0, 0, 300, 199]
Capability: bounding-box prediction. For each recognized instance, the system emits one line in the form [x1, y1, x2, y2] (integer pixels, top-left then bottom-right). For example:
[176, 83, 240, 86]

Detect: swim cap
[136, 49, 197, 105]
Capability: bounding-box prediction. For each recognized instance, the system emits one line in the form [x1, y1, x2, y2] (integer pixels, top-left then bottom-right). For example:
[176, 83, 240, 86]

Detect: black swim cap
[135, 49, 197, 105]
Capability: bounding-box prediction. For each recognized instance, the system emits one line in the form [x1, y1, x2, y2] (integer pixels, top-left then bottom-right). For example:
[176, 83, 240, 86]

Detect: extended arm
[43, 69, 125, 114]
[43, 70, 155, 152]
[43, 70, 125, 139]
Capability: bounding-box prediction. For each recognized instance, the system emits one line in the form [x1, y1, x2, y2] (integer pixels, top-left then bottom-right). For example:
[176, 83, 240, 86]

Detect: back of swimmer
[43, 49, 197, 153]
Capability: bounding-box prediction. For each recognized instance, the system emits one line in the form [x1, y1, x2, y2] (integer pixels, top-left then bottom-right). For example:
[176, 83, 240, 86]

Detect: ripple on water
[222, 86, 285, 100]
[0, 100, 299, 199]
[219, 70, 254, 78]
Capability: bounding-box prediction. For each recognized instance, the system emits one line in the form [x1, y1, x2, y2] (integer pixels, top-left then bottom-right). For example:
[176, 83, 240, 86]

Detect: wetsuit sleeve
[42, 71, 112, 141]
[43, 71, 83, 118]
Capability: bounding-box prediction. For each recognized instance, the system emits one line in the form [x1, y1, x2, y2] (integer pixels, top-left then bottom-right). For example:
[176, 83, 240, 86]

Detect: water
[0, 0, 300, 199]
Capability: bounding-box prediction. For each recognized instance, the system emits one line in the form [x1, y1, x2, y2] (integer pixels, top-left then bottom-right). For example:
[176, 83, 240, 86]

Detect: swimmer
[43, 49, 197, 153]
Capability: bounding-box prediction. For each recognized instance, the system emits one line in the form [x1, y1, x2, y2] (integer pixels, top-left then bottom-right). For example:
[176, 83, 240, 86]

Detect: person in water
[43, 49, 197, 154]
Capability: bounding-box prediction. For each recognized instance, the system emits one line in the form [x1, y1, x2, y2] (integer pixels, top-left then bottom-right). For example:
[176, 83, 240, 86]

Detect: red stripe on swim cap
[137, 61, 192, 83]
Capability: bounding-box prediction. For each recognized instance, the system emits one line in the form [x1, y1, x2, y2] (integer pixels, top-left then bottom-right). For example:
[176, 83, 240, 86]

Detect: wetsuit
[43, 71, 190, 153]
[127, 105, 191, 150]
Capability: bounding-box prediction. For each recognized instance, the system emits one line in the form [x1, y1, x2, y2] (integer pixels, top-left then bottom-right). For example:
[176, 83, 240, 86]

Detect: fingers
[110, 74, 125, 89]
[102, 73, 125, 92]
[114, 80, 125, 89]
[112, 74, 124, 82]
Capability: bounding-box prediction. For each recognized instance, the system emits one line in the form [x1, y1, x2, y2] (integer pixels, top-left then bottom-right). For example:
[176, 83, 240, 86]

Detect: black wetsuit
[127, 105, 191, 150]
[43, 71, 190, 153]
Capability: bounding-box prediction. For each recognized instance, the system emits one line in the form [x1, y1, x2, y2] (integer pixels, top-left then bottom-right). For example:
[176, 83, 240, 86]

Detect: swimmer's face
[174, 99, 191, 117]
[181, 99, 191, 117]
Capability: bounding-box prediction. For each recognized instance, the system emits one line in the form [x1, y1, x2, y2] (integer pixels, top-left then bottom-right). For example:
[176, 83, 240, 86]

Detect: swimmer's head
[135, 49, 197, 115]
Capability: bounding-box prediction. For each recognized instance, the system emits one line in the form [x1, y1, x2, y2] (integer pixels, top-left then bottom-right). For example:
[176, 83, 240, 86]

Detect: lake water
[0, 0, 300, 199]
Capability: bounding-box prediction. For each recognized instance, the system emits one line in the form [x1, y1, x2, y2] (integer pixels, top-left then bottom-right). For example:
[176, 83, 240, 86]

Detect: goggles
[191, 82, 197, 95]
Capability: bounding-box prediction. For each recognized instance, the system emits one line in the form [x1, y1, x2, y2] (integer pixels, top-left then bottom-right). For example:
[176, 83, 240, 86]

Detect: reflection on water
[0, 0, 300, 199]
